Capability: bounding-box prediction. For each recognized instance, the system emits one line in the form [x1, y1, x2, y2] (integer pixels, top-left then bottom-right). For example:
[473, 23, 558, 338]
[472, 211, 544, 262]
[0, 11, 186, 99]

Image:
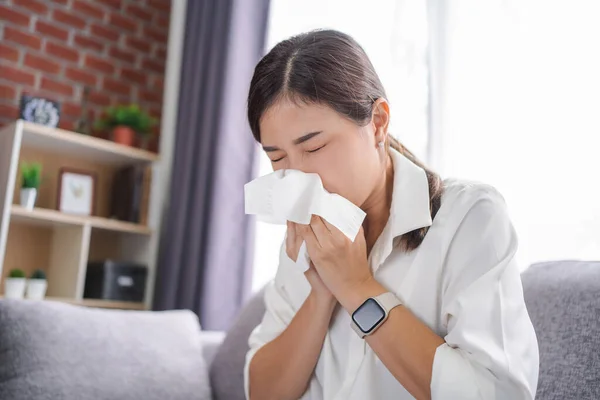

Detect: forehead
[259, 99, 349, 144]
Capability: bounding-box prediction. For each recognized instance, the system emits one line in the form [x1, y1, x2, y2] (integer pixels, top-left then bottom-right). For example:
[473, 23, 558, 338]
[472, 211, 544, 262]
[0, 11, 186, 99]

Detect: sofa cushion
[0, 299, 212, 400]
[522, 260, 600, 400]
[209, 287, 266, 400]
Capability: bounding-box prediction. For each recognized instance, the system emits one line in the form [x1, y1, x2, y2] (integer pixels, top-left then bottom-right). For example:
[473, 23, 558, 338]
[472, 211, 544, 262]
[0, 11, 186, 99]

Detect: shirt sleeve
[431, 188, 540, 399]
[243, 241, 300, 400]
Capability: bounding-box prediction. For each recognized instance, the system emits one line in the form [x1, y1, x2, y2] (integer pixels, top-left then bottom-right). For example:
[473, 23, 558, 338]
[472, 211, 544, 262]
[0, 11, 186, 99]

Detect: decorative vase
[4, 278, 27, 299]
[20, 188, 37, 210]
[112, 126, 136, 146]
[26, 279, 47, 300]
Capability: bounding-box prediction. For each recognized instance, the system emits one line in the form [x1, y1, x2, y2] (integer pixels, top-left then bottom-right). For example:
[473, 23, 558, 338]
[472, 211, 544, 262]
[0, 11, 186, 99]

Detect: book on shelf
[110, 165, 146, 223]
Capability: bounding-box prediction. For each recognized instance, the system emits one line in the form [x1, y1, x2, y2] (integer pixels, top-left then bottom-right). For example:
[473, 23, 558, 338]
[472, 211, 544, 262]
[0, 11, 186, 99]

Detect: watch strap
[374, 292, 402, 311]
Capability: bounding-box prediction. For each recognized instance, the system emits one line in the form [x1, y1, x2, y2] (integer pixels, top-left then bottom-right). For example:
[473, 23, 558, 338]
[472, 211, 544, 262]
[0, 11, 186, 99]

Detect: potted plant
[20, 162, 41, 210]
[26, 269, 47, 300]
[4, 268, 26, 299]
[94, 104, 157, 147]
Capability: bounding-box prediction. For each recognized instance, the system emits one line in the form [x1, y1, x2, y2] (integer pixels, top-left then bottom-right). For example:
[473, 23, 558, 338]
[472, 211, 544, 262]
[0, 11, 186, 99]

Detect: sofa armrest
[201, 330, 226, 367]
[0, 299, 213, 400]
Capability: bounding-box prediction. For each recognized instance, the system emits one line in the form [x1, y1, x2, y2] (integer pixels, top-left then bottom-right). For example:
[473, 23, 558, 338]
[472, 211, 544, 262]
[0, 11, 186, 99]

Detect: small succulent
[94, 104, 158, 137]
[30, 269, 46, 280]
[9, 269, 26, 278]
[20, 162, 42, 189]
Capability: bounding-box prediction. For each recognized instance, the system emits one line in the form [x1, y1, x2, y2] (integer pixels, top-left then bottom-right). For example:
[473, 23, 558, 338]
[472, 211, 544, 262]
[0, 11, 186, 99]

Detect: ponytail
[388, 136, 444, 252]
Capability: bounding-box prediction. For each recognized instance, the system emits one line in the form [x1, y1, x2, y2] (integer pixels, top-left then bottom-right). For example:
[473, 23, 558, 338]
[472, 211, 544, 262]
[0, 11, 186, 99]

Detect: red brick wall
[0, 0, 171, 150]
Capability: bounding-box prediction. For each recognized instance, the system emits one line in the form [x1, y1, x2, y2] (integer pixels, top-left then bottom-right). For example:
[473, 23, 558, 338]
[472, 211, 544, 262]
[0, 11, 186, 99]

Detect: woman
[244, 29, 539, 400]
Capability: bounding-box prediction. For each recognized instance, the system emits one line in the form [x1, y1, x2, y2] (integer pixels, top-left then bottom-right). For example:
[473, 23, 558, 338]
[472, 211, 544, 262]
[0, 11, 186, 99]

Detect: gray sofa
[1, 261, 598, 399]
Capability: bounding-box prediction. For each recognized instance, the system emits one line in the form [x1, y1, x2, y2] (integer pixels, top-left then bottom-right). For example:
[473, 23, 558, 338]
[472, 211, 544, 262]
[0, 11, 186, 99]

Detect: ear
[371, 98, 390, 144]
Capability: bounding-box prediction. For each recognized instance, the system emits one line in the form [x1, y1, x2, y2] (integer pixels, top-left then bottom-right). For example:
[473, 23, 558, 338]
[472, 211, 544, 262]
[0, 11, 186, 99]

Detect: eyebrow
[262, 131, 323, 152]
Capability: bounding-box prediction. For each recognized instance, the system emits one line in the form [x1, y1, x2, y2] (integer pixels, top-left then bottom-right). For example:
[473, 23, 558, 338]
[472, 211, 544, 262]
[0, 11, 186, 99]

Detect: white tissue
[244, 169, 366, 272]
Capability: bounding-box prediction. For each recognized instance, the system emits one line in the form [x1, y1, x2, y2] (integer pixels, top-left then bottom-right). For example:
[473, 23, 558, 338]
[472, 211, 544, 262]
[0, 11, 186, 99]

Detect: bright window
[429, 0, 600, 269]
[251, 1, 600, 292]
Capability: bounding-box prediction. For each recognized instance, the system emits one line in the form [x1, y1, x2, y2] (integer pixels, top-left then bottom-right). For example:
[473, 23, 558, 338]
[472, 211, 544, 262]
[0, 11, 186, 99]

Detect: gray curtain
[153, 0, 270, 331]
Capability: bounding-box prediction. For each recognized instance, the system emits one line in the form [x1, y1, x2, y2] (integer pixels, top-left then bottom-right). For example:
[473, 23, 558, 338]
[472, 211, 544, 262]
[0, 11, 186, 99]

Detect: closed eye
[307, 144, 326, 153]
[271, 156, 285, 163]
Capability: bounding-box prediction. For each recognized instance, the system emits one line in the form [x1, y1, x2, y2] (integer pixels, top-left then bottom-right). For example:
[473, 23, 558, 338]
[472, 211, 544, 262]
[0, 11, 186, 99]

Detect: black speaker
[84, 260, 147, 302]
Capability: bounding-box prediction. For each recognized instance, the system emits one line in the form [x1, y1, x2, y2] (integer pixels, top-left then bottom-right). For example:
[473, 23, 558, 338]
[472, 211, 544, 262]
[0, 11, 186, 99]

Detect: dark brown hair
[247, 29, 443, 251]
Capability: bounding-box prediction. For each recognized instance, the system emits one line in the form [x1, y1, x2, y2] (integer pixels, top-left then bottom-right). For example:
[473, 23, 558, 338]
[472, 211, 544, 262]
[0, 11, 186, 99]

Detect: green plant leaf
[9, 268, 26, 278]
[20, 162, 42, 189]
[93, 104, 158, 135]
[30, 269, 46, 280]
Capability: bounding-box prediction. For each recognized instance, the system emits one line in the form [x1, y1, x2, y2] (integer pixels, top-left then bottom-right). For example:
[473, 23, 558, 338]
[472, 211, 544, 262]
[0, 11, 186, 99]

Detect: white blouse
[244, 149, 539, 400]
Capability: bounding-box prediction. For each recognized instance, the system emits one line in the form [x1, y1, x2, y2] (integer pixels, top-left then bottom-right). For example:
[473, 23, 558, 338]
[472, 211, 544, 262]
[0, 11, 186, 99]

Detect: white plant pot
[4, 278, 27, 299]
[26, 279, 47, 300]
[20, 188, 37, 210]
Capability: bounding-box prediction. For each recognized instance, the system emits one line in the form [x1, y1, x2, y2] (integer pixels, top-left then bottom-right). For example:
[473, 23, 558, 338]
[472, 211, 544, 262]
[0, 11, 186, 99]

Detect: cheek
[313, 146, 378, 206]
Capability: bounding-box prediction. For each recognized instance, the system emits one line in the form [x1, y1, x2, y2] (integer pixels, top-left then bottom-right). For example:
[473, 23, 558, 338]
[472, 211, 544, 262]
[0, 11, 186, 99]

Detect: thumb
[304, 261, 319, 279]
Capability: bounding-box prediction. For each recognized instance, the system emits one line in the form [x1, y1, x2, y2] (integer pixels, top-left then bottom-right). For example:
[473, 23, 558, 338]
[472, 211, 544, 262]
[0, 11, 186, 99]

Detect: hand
[285, 221, 303, 262]
[287, 221, 335, 304]
[305, 264, 336, 306]
[297, 215, 373, 302]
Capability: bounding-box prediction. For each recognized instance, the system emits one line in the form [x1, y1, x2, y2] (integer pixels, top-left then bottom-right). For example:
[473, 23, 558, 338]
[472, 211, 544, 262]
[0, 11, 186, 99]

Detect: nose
[277, 152, 302, 172]
[286, 158, 318, 176]
[276, 153, 313, 174]
[286, 157, 300, 171]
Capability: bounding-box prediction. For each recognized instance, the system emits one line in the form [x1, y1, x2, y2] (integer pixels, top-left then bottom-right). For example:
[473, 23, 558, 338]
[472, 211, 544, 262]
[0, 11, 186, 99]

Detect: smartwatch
[351, 292, 402, 338]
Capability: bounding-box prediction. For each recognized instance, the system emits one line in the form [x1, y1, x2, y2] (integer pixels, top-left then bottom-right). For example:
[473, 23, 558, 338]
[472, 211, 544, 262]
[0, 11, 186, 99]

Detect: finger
[357, 225, 367, 240]
[287, 220, 296, 240]
[318, 216, 333, 233]
[297, 222, 322, 251]
[321, 218, 345, 236]
[293, 222, 302, 243]
[310, 215, 332, 244]
[320, 218, 353, 247]
[286, 221, 294, 247]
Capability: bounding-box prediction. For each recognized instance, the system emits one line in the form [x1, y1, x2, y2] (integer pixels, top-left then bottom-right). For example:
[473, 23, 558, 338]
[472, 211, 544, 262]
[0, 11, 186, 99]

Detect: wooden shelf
[10, 205, 152, 235]
[11, 120, 159, 166]
[0, 296, 146, 310]
[51, 297, 147, 310]
[1, 120, 161, 311]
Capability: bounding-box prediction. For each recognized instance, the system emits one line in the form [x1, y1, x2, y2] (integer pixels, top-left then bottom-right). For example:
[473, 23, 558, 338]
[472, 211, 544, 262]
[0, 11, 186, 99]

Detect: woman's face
[259, 99, 388, 208]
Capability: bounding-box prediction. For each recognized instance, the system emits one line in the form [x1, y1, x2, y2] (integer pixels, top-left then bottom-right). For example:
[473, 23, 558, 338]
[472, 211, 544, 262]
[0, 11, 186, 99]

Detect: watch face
[352, 298, 386, 334]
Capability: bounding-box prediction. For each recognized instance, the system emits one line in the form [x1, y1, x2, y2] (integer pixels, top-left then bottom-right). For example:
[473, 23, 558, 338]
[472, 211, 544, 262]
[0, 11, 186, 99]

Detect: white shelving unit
[0, 120, 162, 310]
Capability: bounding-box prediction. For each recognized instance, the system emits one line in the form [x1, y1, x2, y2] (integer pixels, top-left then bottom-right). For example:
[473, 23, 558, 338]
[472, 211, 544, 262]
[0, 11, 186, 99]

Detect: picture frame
[57, 168, 96, 216]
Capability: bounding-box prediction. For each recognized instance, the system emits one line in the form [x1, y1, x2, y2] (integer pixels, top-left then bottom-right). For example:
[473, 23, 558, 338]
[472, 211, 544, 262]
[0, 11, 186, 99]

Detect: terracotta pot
[112, 126, 136, 146]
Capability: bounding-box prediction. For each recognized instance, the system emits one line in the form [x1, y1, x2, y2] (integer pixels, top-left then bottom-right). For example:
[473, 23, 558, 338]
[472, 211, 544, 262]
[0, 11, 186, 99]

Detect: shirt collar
[388, 147, 433, 239]
[369, 148, 432, 271]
